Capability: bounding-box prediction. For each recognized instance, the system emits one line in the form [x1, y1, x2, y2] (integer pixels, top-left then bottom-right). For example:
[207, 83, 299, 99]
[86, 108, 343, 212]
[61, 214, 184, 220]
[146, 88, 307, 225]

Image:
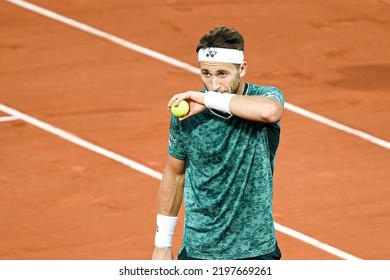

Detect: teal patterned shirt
[168, 83, 285, 259]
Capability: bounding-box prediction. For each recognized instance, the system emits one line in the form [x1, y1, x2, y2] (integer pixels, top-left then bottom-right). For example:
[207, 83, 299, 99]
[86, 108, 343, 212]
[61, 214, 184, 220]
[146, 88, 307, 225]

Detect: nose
[211, 77, 221, 92]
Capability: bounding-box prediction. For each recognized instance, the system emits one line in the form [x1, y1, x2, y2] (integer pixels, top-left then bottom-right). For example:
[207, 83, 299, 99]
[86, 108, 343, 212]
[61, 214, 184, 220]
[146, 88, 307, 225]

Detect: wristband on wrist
[204, 91, 234, 114]
[154, 214, 178, 248]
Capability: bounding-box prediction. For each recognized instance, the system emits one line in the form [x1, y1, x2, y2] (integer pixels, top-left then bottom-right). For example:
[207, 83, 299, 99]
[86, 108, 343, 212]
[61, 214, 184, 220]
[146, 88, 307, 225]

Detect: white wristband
[204, 91, 234, 114]
[154, 214, 178, 248]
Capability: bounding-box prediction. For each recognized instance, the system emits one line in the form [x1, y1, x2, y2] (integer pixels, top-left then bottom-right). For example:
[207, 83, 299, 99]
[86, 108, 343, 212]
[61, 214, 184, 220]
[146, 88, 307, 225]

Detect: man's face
[199, 61, 247, 94]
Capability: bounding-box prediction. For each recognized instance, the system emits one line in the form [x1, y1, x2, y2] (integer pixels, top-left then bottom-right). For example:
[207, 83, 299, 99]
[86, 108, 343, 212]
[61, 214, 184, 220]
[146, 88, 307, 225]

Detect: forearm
[153, 157, 185, 253]
[203, 91, 283, 123]
[158, 168, 185, 216]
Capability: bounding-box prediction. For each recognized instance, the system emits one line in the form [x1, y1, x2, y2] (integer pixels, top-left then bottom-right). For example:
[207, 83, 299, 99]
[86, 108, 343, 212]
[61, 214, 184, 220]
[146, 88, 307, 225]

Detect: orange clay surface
[1, 0, 389, 260]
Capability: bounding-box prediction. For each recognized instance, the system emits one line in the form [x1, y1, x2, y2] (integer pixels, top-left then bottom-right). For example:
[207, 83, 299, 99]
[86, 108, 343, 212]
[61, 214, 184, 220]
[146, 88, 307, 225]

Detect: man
[152, 26, 284, 260]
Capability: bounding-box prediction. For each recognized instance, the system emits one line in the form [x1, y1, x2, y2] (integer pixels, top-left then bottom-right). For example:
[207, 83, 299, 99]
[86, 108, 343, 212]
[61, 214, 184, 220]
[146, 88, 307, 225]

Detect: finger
[178, 111, 192, 121]
[167, 95, 181, 108]
[168, 94, 188, 108]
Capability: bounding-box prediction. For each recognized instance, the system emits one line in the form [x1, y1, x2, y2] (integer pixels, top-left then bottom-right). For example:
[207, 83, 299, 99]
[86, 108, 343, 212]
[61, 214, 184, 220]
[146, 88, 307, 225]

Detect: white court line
[0, 103, 362, 260]
[285, 103, 390, 149]
[0, 104, 162, 181]
[3, 0, 367, 260]
[274, 223, 361, 260]
[5, 0, 199, 75]
[0, 116, 18, 122]
[6, 0, 390, 150]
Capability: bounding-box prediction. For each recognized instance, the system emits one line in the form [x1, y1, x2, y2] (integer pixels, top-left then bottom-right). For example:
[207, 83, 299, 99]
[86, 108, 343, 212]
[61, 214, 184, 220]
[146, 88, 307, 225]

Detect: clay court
[1, 0, 389, 260]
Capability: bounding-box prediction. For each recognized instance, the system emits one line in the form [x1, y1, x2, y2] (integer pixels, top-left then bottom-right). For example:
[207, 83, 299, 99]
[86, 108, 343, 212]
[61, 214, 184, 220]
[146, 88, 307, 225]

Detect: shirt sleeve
[261, 86, 284, 172]
[261, 86, 285, 106]
[167, 114, 187, 160]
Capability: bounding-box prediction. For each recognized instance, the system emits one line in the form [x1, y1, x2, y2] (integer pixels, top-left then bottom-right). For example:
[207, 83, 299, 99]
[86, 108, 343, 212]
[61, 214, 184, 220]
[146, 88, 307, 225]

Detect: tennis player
[152, 26, 284, 260]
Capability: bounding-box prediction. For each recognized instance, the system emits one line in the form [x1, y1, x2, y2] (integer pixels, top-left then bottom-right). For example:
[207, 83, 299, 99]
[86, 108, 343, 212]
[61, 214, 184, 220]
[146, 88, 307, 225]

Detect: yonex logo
[206, 50, 217, 58]
[169, 134, 178, 144]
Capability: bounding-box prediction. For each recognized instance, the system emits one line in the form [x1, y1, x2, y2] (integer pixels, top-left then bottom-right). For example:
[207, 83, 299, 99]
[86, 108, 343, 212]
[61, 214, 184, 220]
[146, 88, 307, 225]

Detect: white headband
[198, 47, 244, 64]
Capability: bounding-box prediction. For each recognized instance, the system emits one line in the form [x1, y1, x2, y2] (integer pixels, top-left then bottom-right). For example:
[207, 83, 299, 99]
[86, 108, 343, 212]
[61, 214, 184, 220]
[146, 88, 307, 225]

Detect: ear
[239, 62, 247, 78]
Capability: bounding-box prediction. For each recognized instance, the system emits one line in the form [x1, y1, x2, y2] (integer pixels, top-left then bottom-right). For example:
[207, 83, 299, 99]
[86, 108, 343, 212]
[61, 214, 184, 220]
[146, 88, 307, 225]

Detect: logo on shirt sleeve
[169, 133, 178, 147]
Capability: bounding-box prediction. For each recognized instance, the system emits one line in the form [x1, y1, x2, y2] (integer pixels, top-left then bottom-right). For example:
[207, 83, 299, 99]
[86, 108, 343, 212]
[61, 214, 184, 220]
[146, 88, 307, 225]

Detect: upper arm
[164, 154, 186, 177]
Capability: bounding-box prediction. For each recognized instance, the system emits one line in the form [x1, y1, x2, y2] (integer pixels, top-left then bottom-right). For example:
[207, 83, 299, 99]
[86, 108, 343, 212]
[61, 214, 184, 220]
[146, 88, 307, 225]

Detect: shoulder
[247, 84, 285, 105]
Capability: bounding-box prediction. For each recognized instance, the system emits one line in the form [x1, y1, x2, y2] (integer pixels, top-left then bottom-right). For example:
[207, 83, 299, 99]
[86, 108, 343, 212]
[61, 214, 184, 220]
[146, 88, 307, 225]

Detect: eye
[202, 72, 211, 78]
[218, 72, 228, 77]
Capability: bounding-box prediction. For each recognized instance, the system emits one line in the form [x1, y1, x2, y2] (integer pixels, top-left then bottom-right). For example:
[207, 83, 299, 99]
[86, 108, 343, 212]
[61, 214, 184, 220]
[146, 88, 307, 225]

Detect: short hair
[196, 26, 244, 52]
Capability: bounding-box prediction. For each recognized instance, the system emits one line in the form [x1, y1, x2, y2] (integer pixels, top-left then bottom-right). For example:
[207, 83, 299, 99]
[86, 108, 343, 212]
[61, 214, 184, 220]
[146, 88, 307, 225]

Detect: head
[196, 26, 247, 94]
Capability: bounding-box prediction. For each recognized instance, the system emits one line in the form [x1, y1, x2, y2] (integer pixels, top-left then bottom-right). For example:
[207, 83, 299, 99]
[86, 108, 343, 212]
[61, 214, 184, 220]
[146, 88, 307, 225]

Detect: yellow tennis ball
[171, 100, 189, 117]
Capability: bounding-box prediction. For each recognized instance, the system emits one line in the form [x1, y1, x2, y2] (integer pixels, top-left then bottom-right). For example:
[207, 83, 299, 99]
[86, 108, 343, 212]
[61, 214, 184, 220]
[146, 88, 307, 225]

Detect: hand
[151, 247, 174, 260]
[167, 91, 207, 121]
